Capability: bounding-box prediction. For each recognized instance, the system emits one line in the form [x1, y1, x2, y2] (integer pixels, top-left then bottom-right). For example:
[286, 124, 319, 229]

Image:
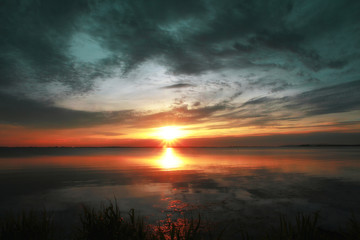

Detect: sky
[1, 0, 360, 147]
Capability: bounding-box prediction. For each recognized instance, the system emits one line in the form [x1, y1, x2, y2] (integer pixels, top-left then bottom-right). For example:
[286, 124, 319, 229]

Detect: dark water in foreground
[1, 147, 360, 235]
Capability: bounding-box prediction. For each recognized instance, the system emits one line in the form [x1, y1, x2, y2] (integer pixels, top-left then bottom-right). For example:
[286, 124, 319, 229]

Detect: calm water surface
[1, 147, 360, 233]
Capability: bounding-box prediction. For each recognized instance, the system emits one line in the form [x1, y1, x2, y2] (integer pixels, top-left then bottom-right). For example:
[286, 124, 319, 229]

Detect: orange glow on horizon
[0, 120, 359, 147]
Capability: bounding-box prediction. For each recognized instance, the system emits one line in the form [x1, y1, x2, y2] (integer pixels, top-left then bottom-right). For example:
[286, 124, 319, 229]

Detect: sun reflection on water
[160, 148, 183, 169]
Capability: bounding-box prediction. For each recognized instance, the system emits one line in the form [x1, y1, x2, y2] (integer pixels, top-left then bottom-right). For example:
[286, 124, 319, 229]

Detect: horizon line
[1, 144, 360, 148]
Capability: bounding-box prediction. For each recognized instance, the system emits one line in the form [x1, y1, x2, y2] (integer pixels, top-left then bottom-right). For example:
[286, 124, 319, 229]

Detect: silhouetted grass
[154, 214, 215, 240]
[0, 210, 54, 240]
[75, 200, 211, 240]
[264, 212, 360, 240]
[75, 201, 150, 240]
[266, 212, 320, 240]
[0, 202, 359, 240]
[342, 214, 360, 240]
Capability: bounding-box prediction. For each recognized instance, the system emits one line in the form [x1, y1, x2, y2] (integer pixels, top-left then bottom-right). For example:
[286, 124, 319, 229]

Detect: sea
[0, 147, 359, 237]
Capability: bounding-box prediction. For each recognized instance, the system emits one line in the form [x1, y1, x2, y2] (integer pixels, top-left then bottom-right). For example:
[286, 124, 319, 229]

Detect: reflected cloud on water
[0, 147, 360, 232]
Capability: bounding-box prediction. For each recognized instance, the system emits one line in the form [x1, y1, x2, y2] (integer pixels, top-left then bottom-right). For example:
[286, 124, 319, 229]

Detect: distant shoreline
[0, 144, 359, 148]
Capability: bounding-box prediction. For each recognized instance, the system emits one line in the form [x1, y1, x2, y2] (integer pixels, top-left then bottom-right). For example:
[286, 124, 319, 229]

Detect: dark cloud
[92, 131, 125, 136]
[228, 80, 360, 127]
[327, 60, 348, 69]
[0, 89, 230, 129]
[247, 78, 293, 93]
[132, 104, 229, 128]
[233, 42, 253, 52]
[0, 92, 133, 128]
[161, 83, 195, 89]
[0, 0, 360, 135]
[0, 0, 98, 91]
[179, 132, 360, 147]
[2, 0, 359, 89]
[192, 102, 201, 107]
[242, 97, 271, 106]
[288, 79, 360, 115]
[3, 78, 358, 130]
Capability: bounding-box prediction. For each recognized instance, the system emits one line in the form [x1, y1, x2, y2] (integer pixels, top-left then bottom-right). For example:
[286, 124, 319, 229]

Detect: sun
[154, 126, 186, 147]
[157, 126, 182, 141]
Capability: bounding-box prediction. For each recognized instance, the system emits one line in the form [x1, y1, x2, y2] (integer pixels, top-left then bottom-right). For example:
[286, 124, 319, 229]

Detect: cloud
[1, 78, 359, 131]
[131, 104, 229, 128]
[226, 79, 360, 127]
[0, 90, 230, 129]
[289, 80, 360, 115]
[1, 0, 360, 134]
[2, 0, 359, 91]
[0, 0, 95, 92]
[0, 92, 133, 128]
[161, 83, 195, 89]
[92, 131, 125, 137]
[179, 132, 360, 147]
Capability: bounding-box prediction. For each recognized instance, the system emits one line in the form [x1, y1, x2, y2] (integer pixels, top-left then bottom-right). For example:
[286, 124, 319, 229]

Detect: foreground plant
[75, 201, 150, 240]
[154, 215, 203, 240]
[1, 203, 359, 240]
[0, 210, 53, 240]
[76, 201, 215, 240]
[342, 214, 360, 240]
[265, 212, 360, 240]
